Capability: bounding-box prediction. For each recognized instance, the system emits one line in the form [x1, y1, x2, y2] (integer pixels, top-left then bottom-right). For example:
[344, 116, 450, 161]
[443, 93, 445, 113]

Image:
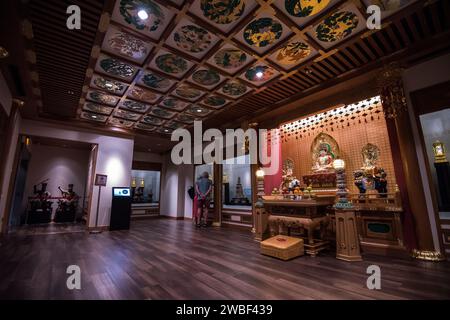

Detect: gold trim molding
[411, 249, 446, 262]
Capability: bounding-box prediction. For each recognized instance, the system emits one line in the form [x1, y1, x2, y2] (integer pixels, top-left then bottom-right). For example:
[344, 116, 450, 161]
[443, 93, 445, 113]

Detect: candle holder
[333, 159, 353, 210]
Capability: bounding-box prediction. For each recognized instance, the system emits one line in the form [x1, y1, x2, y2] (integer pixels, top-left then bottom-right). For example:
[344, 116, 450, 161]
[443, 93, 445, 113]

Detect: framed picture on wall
[95, 174, 108, 186]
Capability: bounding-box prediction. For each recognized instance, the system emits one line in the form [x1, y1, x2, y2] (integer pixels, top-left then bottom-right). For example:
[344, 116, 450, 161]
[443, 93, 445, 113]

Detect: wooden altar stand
[261, 197, 334, 257]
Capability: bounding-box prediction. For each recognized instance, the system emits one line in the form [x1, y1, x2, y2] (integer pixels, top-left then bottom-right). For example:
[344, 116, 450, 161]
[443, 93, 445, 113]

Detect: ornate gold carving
[86, 68, 93, 77]
[0, 47, 9, 59]
[411, 249, 446, 262]
[377, 63, 407, 119]
[22, 20, 34, 39]
[98, 13, 110, 33]
[91, 45, 101, 59]
[433, 141, 448, 163]
[26, 50, 36, 64]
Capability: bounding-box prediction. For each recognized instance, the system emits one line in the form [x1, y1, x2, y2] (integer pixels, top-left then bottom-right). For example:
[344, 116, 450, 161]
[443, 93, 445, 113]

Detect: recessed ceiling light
[196, 108, 203, 113]
[105, 83, 113, 89]
[164, 129, 169, 132]
[92, 115, 97, 119]
[256, 71, 263, 78]
[138, 9, 148, 20]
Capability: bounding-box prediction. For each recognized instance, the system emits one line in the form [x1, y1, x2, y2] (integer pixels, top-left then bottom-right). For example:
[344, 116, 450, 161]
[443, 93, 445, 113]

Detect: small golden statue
[433, 141, 448, 163]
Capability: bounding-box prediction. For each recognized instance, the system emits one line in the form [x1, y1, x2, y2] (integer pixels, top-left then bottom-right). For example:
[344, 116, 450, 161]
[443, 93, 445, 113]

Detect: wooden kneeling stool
[260, 235, 305, 261]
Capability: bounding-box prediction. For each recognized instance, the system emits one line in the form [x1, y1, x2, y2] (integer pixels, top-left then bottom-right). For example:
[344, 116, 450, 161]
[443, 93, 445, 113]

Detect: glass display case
[222, 154, 252, 210]
[131, 170, 160, 204]
[419, 109, 450, 216]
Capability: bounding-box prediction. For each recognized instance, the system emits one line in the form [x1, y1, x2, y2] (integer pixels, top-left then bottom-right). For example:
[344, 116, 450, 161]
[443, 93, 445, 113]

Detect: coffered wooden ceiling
[24, 0, 450, 139]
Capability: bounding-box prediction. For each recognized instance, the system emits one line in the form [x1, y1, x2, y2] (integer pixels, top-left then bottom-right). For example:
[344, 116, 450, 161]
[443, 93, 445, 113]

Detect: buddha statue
[312, 144, 334, 173]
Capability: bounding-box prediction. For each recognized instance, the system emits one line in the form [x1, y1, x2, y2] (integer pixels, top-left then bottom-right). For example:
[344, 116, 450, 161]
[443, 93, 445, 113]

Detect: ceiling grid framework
[24, 0, 450, 139]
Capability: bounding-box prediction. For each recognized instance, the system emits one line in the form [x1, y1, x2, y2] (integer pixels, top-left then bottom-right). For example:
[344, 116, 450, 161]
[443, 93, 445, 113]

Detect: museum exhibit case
[221, 154, 253, 227]
[130, 169, 161, 217]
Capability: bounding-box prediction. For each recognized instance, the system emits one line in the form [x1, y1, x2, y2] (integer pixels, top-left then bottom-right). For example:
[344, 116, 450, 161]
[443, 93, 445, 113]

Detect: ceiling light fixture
[256, 71, 264, 79]
[138, 9, 149, 20]
[196, 108, 203, 113]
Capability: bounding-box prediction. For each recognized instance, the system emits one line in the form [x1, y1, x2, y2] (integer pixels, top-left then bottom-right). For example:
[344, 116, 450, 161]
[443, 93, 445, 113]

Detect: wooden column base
[336, 210, 362, 262]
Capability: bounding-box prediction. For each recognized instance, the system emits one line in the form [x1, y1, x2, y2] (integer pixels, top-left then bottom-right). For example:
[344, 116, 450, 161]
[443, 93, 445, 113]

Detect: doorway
[6, 135, 97, 235]
[411, 80, 450, 254]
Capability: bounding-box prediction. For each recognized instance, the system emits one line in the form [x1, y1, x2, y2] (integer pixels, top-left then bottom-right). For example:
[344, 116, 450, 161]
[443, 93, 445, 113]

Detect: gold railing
[348, 191, 402, 211]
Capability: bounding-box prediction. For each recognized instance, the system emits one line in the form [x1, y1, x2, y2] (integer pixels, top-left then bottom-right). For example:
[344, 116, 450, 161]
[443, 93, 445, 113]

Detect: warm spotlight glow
[138, 9, 148, 20]
[256, 169, 265, 178]
[333, 159, 345, 170]
[256, 71, 263, 78]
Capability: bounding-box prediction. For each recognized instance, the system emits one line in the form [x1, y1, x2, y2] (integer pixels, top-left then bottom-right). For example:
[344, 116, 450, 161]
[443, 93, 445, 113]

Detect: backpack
[187, 186, 195, 200]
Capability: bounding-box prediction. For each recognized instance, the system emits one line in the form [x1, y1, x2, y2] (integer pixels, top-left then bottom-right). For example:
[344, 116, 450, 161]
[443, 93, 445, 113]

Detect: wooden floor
[0, 219, 449, 300]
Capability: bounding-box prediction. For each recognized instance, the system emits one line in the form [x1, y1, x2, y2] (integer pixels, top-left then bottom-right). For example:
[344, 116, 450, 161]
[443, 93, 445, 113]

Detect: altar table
[263, 198, 334, 257]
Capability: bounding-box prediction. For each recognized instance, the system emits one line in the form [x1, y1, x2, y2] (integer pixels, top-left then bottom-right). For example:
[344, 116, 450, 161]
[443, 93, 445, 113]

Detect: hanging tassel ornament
[377, 63, 408, 119]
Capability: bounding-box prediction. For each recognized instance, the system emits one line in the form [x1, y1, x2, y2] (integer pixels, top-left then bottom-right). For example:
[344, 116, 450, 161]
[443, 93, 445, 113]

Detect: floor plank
[0, 219, 449, 300]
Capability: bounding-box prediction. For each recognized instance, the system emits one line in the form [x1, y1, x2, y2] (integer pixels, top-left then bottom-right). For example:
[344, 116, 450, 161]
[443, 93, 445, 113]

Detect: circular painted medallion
[110, 118, 134, 127]
[200, 0, 245, 24]
[177, 114, 196, 123]
[82, 112, 107, 122]
[135, 123, 156, 131]
[188, 105, 210, 117]
[161, 98, 184, 109]
[83, 103, 113, 115]
[165, 121, 184, 130]
[222, 81, 247, 96]
[115, 110, 140, 120]
[141, 72, 171, 90]
[175, 85, 202, 99]
[316, 11, 359, 43]
[142, 116, 163, 125]
[275, 41, 311, 65]
[245, 65, 275, 82]
[152, 108, 174, 118]
[155, 54, 188, 74]
[119, 0, 165, 32]
[174, 25, 212, 53]
[122, 100, 149, 113]
[88, 91, 119, 105]
[203, 95, 226, 107]
[93, 77, 126, 94]
[128, 87, 158, 102]
[108, 31, 148, 60]
[284, 0, 331, 17]
[243, 18, 283, 48]
[99, 58, 135, 78]
[192, 69, 220, 86]
[214, 48, 247, 69]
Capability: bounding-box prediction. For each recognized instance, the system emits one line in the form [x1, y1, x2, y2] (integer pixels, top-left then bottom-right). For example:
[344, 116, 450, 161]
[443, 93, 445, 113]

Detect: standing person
[194, 171, 213, 228]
